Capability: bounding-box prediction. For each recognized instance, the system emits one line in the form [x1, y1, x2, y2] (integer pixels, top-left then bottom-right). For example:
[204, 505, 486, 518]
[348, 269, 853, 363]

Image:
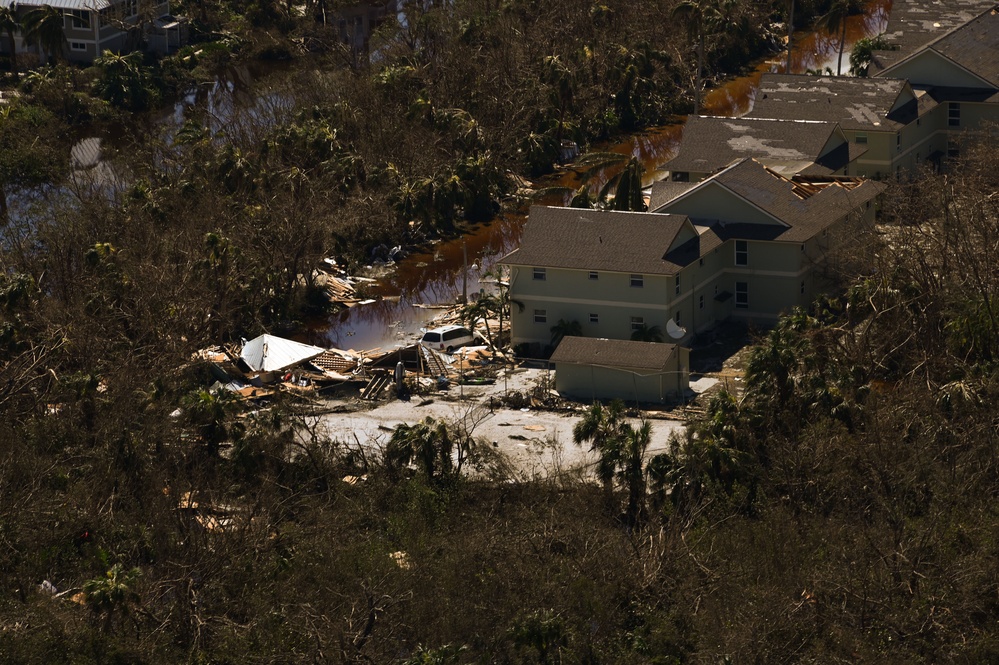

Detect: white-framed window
[588, 271, 598, 280]
[533, 309, 547, 324]
[674, 275, 680, 295]
[630, 274, 643, 288]
[735, 239, 748, 266]
[67, 9, 90, 29]
[630, 316, 644, 332]
[855, 133, 867, 144]
[674, 311, 681, 325]
[589, 313, 599, 324]
[532, 267, 546, 281]
[948, 102, 960, 127]
[70, 41, 87, 51]
[699, 295, 704, 310]
[896, 133, 901, 151]
[735, 281, 748, 309]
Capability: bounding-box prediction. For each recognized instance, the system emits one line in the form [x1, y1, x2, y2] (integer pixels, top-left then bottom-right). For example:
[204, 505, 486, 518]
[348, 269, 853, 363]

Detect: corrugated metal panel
[241, 335, 326, 373]
[0, 0, 112, 10]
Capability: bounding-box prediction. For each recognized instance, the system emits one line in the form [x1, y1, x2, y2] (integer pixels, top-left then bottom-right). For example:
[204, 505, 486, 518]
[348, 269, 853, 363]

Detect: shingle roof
[747, 74, 915, 131]
[877, 7, 999, 88]
[500, 207, 695, 275]
[662, 116, 850, 176]
[872, 0, 996, 73]
[550, 336, 678, 373]
[653, 158, 887, 243]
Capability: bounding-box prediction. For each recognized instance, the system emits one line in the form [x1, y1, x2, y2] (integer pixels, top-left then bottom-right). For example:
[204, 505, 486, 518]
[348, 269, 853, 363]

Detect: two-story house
[745, 74, 934, 178]
[502, 159, 884, 352]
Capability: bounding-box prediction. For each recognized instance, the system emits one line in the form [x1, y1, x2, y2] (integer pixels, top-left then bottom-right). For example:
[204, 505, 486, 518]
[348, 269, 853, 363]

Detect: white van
[420, 325, 476, 353]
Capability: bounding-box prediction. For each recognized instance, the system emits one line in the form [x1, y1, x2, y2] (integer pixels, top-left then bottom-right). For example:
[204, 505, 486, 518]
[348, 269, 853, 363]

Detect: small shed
[550, 337, 689, 405]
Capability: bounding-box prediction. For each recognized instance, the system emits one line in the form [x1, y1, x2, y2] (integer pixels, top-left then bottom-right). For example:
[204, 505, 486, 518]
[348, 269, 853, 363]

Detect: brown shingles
[501, 207, 694, 275]
[550, 336, 678, 372]
[662, 115, 847, 175]
[747, 74, 913, 131]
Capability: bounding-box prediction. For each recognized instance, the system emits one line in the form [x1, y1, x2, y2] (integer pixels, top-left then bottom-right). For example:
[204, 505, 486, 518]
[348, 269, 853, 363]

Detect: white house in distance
[0, 0, 183, 65]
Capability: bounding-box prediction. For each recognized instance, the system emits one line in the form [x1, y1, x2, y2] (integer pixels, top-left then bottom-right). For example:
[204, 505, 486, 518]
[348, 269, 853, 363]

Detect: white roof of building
[240, 334, 326, 373]
[0, 0, 112, 9]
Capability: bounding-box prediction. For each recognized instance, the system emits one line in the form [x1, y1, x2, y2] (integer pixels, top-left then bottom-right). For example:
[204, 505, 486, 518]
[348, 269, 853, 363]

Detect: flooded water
[311, 0, 892, 352]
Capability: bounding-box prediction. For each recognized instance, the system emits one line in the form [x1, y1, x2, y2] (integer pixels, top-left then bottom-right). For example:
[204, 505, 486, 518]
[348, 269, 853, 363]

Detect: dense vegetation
[8, 0, 998, 663]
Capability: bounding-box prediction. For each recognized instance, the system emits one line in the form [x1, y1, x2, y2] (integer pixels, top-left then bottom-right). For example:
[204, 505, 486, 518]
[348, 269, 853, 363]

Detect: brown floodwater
[309, 0, 891, 352]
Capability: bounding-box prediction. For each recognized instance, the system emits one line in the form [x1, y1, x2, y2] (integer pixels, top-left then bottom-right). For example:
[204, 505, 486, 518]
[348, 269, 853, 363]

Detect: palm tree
[573, 400, 628, 501]
[630, 324, 663, 343]
[21, 5, 67, 64]
[549, 318, 581, 348]
[83, 564, 141, 633]
[386, 417, 471, 485]
[0, 6, 18, 79]
[622, 420, 652, 527]
[817, 0, 851, 76]
[610, 157, 646, 212]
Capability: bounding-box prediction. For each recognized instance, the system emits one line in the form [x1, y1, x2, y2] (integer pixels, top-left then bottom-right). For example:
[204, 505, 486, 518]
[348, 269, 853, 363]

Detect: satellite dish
[666, 318, 687, 340]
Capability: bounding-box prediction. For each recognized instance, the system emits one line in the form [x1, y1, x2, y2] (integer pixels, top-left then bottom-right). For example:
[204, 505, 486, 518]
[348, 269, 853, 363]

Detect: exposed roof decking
[653, 159, 886, 244]
[876, 7, 999, 89]
[0, 0, 113, 9]
[550, 336, 679, 373]
[661, 116, 852, 176]
[746, 74, 915, 131]
[872, 0, 997, 73]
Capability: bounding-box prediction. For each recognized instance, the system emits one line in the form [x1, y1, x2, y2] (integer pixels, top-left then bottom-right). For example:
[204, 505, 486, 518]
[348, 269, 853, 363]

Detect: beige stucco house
[502, 159, 884, 352]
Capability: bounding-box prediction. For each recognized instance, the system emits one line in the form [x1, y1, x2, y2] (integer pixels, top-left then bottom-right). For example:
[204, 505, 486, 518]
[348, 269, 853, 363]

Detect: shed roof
[240, 335, 326, 373]
[550, 336, 679, 373]
[747, 74, 915, 131]
[662, 116, 851, 176]
[500, 207, 696, 275]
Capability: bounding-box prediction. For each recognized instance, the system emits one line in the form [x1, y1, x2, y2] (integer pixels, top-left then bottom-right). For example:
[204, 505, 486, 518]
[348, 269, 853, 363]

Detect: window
[699, 295, 704, 310]
[70, 41, 87, 51]
[674, 311, 681, 325]
[588, 271, 598, 280]
[67, 9, 90, 29]
[532, 267, 546, 281]
[589, 313, 599, 324]
[735, 282, 748, 309]
[674, 275, 680, 295]
[947, 140, 960, 158]
[800, 280, 806, 295]
[630, 274, 644, 288]
[631, 316, 644, 332]
[855, 133, 868, 144]
[948, 102, 961, 127]
[896, 133, 901, 151]
[698, 258, 704, 267]
[533, 309, 547, 324]
[735, 239, 748, 266]
[124, 0, 137, 17]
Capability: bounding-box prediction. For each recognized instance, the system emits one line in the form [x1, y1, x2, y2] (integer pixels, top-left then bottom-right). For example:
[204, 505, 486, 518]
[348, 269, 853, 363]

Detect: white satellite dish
[666, 318, 687, 340]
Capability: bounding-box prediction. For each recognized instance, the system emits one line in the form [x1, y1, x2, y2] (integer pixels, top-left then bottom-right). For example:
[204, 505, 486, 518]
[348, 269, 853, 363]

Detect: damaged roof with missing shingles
[550, 336, 679, 373]
[872, 0, 997, 72]
[876, 6, 999, 88]
[662, 116, 850, 175]
[652, 158, 887, 244]
[500, 207, 696, 275]
[746, 74, 914, 131]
